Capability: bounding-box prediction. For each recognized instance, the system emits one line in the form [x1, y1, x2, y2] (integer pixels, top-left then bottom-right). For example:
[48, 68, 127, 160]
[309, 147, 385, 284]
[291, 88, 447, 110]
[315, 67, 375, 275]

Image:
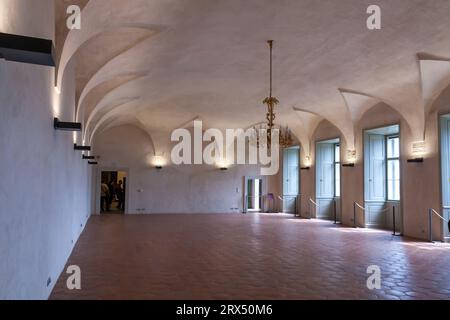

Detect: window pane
[335, 163, 340, 197]
[335, 144, 340, 162]
[387, 159, 400, 200]
[387, 137, 399, 158]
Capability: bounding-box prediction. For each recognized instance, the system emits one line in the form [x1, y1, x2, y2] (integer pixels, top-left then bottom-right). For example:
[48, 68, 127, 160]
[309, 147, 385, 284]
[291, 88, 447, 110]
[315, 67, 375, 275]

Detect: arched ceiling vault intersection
[54, 0, 450, 158]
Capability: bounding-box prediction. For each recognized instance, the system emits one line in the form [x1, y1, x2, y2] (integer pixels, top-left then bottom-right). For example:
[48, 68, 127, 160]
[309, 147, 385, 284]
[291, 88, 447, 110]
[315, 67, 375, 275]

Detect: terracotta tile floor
[50, 213, 450, 300]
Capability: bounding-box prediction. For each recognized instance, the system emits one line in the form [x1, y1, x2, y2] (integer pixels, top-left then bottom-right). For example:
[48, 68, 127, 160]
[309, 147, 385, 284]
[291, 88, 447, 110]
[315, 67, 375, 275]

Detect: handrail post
[294, 196, 297, 217]
[308, 200, 311, 219]
[392, 206, 396, 236]
[262, 194, 265, 213]
[298, 195, 302, 218]
[429, 208, 433, 243]
[353, 202, 356, 228]
[334, 198, 337, 224]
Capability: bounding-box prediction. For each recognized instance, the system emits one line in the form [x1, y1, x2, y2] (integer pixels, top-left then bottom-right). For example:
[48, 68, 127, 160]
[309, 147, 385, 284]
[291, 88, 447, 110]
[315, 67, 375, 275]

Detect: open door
[244, 176, 265, 213]
[99, 171, 127, 214]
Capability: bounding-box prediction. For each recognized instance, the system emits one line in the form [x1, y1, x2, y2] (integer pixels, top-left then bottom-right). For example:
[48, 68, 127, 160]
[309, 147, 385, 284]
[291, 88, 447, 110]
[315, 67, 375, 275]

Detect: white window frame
[386, 135, 400, 201]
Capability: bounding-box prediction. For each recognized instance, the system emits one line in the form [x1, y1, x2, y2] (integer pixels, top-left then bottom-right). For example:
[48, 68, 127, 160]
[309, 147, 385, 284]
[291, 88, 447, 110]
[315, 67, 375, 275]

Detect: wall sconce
[408, 141, 426, 163]
[82, 155, 95, 160]
[216, 158, 230, 171]
[54, 118, 81, 131]
[342, 163, 355, 167]
[0, 32, 55, 66]
[74, 144, 91, 151]
[407, 158, 424, 163]
[412, 141, 426, 155]
[302, 155, 311, 169]
[343, 149, 356, 167]
[152, 156, 166, 169]
[303, 155, 312, 167]
[88, 161, 98, 165]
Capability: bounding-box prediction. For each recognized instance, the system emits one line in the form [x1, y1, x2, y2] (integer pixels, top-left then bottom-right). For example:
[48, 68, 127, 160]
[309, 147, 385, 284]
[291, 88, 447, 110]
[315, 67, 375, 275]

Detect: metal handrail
[354, 202, 366, 211]
[353, 202, 394, 229]
[391, 206, 401, 236]
[428, 208, 449, 243]
[309, 198, 319, 207]
[307, 198, 318, 220]
[332, 198, 341, 225]
[430, 208, 449, 222]
[278, 194, 300, 216]
[353, 202, 366, 228]
[308, 198, 341, 224]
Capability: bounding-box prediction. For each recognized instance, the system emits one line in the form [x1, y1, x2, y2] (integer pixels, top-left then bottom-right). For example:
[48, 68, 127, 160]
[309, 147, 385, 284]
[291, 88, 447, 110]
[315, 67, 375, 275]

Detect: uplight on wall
[216, 158, 230, 171]
[343, 150, 356, 167]
[301, 155, 311, 170]
[52, 87, 61, 118]
[152, 155, 166, 169]
[408, 141, 426, 163]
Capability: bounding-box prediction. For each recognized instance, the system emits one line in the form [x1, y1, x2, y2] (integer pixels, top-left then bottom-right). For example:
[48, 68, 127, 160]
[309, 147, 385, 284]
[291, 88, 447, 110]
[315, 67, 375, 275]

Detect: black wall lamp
[54, 118, 81, 131]
[220, 167, 228, 171]
[155, 166, 163, 170]
[88, 161, 98, 165]
[407, 158, 424, 163]
[342, 163, 355, 167]
[82, 155, 96, 160]
[300, 166, 311, 170]
[0, 32, 54, 66]
[74, 144, 91, 151]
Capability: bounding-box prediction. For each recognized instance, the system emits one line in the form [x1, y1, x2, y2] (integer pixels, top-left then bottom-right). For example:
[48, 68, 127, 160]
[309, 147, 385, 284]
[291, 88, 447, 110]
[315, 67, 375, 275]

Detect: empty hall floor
[50, 213, 450, 300]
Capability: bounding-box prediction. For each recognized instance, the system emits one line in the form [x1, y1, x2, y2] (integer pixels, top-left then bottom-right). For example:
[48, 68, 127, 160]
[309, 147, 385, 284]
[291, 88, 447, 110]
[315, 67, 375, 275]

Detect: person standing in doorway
[108, 180, 115, 207]
[117, 180, 124, 211]
[101, 180, 110, 212]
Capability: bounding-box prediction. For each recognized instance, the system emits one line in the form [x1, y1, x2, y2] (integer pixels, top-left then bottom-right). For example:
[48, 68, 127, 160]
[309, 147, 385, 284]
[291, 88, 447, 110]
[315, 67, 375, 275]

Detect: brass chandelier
[254, 40, 293, 149]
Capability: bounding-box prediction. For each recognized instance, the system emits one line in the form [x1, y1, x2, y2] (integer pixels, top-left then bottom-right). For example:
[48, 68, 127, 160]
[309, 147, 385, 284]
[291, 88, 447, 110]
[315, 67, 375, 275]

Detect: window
[283, 147, 299, 213]
[386, 136, 400, 201]
[334, 144, 340, 197]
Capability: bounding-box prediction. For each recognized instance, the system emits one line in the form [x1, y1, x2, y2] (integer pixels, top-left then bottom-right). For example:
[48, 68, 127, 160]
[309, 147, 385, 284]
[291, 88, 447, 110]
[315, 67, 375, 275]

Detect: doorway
[363, 124, 401, 230]
[244, 176, 266, 213]
[100, 171, 127, 214]
[315, 138, 341, 220]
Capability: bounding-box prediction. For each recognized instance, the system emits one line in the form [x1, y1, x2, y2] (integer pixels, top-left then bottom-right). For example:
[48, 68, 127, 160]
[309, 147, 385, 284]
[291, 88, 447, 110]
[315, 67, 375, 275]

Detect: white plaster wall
[0, 0, 92, 299]
[93, 125, 270, 214]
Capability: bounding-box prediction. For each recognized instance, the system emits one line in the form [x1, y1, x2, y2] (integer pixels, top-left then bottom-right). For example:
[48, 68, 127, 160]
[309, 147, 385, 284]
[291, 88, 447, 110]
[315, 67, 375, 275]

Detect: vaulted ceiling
[55, 0, 450, 157]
